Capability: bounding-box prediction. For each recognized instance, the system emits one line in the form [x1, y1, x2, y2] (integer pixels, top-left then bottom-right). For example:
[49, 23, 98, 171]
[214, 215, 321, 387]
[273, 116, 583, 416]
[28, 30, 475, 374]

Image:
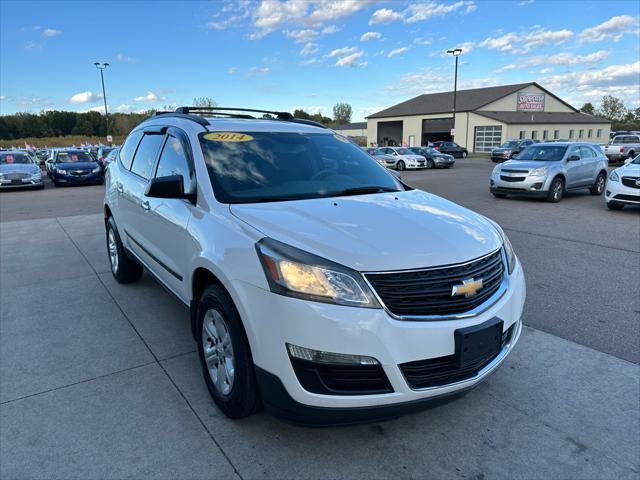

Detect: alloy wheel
[596, 175, 605, 194]
[553, 181, 563, 200]
[202, 309, 235, 397]
[107, 228, 119, 274]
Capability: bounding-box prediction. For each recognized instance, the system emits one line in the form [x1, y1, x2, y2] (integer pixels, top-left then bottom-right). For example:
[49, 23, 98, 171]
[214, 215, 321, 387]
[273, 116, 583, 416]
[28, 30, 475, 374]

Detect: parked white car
[376, 147, 426, 170]
[103, 107, 525, 425]
[605, 155, 640, 210]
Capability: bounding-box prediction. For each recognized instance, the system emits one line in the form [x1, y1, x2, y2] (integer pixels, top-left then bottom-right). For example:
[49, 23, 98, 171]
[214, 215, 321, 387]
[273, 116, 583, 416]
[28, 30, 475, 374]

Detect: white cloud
[69, 91, 102, 104]
[480, 28, 573, 54]
[369, 2, 476, 25]
[413, 36, 432, 45]
[284, 29, 318, 43]
[384, 69, 498, 97]
[321, 25, 339, 34]
[369, 8, 403, 25]
[228, 67, 238, 74]
[578, 15, 640, 43]
[291, 105, 326, 114]
[133, 91, 165, 102]
[360, 31, 381, 42]
[114, 104, 147, 114]
[0, 96, 5, 101]
[328, 47, 367, 67]
[248, 66, 271, 76]
[517, 0, 534, 5]
[42, 28, 61, 37]
[115, 53, 137, 63]
[300, 42, 319, 56]
[496, 50, 610, 72]
[388, 47, 409, 58]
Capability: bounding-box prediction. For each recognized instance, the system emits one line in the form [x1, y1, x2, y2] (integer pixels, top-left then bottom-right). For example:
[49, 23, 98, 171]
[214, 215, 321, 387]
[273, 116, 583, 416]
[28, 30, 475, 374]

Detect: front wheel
[590, 172, 606, 195]
[547, 177, 564, 203]
[461, 151, 467, 158]
[427, 159, 435, 169]
[396, 160, 405, 171]
[197, 285, 260, 419]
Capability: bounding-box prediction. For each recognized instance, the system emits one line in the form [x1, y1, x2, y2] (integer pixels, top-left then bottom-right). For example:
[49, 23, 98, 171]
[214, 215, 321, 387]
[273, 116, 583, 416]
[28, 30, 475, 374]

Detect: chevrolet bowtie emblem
[451, 278, 484, 297]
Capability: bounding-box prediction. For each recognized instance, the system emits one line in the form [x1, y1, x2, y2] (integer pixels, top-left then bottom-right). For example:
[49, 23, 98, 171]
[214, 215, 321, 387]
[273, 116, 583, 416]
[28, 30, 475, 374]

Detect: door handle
[116, 183, 123, 194]
[141, 200, 150, 211]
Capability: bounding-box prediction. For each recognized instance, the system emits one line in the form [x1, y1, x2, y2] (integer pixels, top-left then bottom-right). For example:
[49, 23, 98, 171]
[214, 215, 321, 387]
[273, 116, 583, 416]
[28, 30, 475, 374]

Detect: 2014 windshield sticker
[204, 132, 254, 142]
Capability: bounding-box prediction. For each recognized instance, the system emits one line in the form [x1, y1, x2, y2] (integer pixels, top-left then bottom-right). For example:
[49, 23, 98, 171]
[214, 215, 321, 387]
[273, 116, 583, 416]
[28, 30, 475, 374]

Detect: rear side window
[579, 146, 595, 158]
[130, 134, 164, 180]
[119, 130, 143, 170]
[155, 135, 194, 193]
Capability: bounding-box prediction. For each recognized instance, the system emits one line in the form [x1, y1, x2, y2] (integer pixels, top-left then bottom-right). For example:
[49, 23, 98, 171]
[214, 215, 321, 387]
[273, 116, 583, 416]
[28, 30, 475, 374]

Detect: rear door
[564, 145, 584, 188]
[118, 128, 165, 262]
[579, 146, 599, 185]
[138, 127, 196, 296]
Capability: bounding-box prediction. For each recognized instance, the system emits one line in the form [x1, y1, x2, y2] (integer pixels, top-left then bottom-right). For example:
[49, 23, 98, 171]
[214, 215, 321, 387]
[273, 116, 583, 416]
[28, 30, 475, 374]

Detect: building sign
[517, 92, 545, 111]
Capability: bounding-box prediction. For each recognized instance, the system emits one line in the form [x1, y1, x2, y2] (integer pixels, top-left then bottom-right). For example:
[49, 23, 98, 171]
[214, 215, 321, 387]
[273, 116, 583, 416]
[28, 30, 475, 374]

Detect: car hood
[55, 162, 98, 169]
[0, 163, 40, 174]
[617, 163, 640, 175]
[230, 189, 502, 271]
[399, 154, 425, 161]
[500, 159, 556, 170]
[433, 152, 454, 159]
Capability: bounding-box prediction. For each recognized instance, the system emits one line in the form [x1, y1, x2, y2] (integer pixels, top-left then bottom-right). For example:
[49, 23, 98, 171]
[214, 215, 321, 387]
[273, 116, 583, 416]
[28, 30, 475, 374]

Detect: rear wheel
[396, 160, 405, 171]
[197, 285, 260, 419]
[589, 172, 606, 195]
[606, 201, 624, 210]
[547, 177, 564, 203]
[628, 151, 636, 160]
[106, 216, 143, 283]
[461, 151, 468, 158]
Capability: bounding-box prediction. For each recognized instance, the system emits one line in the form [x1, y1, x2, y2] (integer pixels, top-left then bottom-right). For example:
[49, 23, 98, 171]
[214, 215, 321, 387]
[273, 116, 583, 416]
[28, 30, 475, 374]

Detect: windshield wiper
[332, 186, 400, 197]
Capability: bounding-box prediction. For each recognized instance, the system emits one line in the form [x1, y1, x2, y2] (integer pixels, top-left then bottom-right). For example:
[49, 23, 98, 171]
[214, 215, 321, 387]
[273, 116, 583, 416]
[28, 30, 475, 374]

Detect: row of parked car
[362, 143, 467, 171]
[0, 146, 119, 190]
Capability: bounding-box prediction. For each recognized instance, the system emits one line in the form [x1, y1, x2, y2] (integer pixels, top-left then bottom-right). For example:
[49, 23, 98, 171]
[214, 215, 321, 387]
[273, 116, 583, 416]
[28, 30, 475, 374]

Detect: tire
[427, 159, 435, 169]
[197, 285, 260, 419]
[106, 216, 143, 283]
[607, 201, 624, 210]
[589, 172, 606, 195]
[461, 151, 468, 159]
[396, 160, 405, 171]
[628, 151, 636, 160]
[492, 193, 507, 198]
[52, 180, 59, 187]
[547, 177, 564, 203]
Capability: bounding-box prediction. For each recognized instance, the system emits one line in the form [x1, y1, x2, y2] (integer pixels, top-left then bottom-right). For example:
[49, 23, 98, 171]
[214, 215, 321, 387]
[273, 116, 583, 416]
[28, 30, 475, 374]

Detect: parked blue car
[51, 149, 103, 187]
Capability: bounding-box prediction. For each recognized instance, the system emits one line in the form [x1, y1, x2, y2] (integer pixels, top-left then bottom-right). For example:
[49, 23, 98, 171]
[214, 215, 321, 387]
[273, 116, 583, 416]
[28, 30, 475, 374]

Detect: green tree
[580, 102, 595, 115]
[293, 109, 311, 120]
[332, 102, 353, 125]
[193, 97, 217, 108]
[597, 95, 627, 122]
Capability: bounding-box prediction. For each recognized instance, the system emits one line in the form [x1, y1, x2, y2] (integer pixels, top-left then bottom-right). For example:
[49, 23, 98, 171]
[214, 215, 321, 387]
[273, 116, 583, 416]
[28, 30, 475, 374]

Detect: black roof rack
[151, 107, 329, 129]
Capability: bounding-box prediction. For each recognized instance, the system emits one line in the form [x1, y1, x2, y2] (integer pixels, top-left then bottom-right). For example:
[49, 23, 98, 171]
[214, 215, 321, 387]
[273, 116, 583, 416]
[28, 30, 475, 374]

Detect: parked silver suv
[490, 142, 608, 202]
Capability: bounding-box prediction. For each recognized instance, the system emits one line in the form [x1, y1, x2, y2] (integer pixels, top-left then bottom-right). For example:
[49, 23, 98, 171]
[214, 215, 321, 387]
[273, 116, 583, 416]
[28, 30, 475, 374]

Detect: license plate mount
[454, 317, 503, 368]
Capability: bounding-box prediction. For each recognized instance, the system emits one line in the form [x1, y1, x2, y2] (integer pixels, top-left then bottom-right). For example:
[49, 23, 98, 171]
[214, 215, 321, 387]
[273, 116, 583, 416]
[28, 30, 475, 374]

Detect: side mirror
[567, 155, 580, 162]
[145, 175, 187, 199]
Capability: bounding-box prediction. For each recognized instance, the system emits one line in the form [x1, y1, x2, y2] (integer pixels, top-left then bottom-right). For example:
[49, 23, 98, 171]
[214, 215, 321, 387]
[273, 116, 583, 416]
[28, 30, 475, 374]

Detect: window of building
[554, 130, 560, 139]
[543, 130, 548, 140]
[155, 135, 194, 193]
[588, 129, 593, 138]
[474, 126, 502, 152]
[579, 129, 584, 138]
[531, 131, 537, 140]
[519, 130, 525, 139]
[569, 129, 574, 139]
[597, 129, 602, 138]
[130, 133, 164, 180]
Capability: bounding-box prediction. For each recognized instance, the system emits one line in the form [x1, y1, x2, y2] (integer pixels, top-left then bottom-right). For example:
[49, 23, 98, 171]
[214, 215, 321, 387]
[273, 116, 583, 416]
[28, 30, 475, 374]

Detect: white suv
[104, 107, 525, 425]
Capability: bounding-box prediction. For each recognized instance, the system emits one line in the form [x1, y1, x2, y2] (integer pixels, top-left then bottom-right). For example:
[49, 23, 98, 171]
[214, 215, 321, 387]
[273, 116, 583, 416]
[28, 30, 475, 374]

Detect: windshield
[199, 132, 403, 203]
[500, 141, 519, 148]
[514, 145, 568, 162]
[56, 151, 94, 163]
[0, 153, 32, 164]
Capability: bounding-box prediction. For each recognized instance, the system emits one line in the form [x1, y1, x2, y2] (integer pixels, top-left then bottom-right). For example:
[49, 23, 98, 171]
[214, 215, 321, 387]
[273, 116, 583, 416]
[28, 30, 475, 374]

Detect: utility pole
[446, 48, 462, 141]
[94, 62, 110, 140]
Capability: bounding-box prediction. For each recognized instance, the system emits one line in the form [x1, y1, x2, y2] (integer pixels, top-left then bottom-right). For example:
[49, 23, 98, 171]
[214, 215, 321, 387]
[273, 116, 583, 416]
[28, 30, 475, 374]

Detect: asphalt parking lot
[1, 158, 638, 479]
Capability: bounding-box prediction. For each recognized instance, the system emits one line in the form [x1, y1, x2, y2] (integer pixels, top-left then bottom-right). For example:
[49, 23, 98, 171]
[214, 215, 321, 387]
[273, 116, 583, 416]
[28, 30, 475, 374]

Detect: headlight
[492, 166, 501, 178]
[256, 238, 380, 308]
[487, 219, 516, 275]
[529, 167, 548, 177]
[92, 166, 101, 173]
[609, 171, 619, 182]
[56, 169, 67, 174]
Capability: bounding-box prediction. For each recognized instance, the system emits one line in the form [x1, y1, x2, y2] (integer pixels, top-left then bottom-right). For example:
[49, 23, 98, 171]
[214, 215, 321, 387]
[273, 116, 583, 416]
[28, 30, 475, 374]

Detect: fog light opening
[286, 343, 379, 365]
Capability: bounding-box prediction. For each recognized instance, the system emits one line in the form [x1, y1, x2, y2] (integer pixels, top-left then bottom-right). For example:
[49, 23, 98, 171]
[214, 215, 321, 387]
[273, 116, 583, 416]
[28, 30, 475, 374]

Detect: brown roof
[367, 82, 579, 119]
[475, 111, 610, 124]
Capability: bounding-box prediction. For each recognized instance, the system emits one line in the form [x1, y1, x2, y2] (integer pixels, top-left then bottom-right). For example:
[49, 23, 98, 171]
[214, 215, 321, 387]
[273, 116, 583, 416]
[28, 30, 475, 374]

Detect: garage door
[474, 126, 502, 152]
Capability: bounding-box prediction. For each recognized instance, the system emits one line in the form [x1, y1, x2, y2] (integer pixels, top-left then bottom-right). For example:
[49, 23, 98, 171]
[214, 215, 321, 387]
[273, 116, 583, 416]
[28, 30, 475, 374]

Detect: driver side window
[567, 146, 581, 159]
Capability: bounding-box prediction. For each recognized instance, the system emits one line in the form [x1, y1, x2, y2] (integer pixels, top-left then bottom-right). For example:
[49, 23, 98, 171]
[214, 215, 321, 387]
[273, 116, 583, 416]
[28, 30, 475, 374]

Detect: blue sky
[1, 0, 639, 121]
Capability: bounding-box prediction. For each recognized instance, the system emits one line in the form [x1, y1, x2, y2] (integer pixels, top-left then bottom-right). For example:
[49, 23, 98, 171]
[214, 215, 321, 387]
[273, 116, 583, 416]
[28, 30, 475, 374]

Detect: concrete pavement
[1, 213, 638, 479]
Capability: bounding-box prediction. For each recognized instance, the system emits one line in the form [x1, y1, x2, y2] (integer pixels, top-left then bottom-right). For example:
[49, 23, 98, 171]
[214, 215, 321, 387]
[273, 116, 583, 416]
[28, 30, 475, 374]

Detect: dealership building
[365, 82, 611, 152]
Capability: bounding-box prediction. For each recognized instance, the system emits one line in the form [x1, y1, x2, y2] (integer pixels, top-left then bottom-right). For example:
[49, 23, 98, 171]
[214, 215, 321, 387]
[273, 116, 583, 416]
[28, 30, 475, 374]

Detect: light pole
[94, 62, 110, 140]
[446, 48, 462, 141]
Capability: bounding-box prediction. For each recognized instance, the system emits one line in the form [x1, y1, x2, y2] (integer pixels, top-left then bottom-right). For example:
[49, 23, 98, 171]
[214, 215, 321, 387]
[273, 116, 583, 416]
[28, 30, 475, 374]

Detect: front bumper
[228, 260, 525, 422]
[434, 158, 455, 168]
[490, 173, 549, 197]
[0, 177, 43, 189]
[52, 171, 102, 184]
[605, 182, 640, 205]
